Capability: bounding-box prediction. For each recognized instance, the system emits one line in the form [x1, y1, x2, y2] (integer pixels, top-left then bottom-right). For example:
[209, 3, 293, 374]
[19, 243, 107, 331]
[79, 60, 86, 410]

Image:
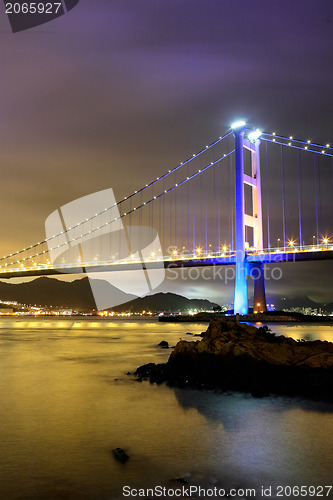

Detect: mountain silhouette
[111, 292, 220, 313]
[0, 277, 219, 312]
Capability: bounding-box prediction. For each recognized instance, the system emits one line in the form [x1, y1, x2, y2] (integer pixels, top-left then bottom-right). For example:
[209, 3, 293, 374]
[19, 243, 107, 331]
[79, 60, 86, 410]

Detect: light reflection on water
[0, 318, 332, 499]
[250, 321, 333, 342]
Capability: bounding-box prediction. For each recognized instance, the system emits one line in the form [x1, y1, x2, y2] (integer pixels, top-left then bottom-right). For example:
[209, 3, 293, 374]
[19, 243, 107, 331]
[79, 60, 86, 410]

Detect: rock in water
[135, 320, 333, 402]
[112, 448, 129, 463]
[157, 340, 169, 348]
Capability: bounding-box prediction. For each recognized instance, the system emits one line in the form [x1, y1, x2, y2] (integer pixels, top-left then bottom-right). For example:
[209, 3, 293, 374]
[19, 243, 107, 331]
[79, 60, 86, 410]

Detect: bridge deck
[0, 249, 332, 279]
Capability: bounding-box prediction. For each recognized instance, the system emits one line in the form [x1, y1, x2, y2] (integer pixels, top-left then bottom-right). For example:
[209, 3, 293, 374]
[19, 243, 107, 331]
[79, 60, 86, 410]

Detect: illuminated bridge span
[1, 122, 332, 313]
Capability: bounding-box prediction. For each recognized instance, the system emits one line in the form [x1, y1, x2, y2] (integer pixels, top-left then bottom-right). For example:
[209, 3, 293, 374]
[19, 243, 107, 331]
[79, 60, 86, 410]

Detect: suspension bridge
[1, 121, 332, 314]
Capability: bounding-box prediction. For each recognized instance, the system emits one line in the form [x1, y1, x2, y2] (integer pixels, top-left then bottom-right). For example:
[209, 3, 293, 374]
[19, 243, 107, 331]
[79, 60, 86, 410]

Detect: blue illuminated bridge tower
[232, 121, 266, 315]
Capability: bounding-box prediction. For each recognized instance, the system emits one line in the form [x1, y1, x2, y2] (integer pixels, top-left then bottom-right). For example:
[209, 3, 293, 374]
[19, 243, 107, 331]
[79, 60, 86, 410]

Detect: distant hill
[275, 295, 333, 314]
[110, 292, 220, 313]
[0, 277, 98, 310]
[0, 278, 219, 313]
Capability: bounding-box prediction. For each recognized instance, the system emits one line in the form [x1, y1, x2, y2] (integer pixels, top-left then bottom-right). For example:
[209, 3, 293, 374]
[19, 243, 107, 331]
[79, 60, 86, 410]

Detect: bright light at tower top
[248, 129, 262, 142]
[231, 120, 246, 130]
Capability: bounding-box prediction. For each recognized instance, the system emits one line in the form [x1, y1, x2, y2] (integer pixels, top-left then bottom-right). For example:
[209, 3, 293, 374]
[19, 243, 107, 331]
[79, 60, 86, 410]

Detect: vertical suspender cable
[129, 195, 132, 255]
[140, 191, 143, 255]
[313, 155, 319, 245]
[163, 178, 165, 254]
[318, 156, 323, 240]
[213, 161, 216, 251]
[231, 152, 234, 251]
[297, 150, 302, 248]
[200, 176, 203, 250]
[218, 160, 221, 252]
[329, 155, 333, 240]
[169, 180, 172, 252]
[280, 146, 286, 250]
[159, 182, 161, 251]
[228, 153, 231, 250]
[265, 141, 271, 250]
[205, 169, 208, 253]
[181, 178, 184, 253]
[187, 164, 190, 253]
[151, 185, 153, 252]
[193, 174, 195, 253]
[174, 172, 177, 249]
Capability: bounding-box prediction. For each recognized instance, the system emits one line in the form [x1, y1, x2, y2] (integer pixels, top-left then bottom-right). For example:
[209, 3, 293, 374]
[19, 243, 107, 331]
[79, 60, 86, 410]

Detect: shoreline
[159, 311, 333, 323]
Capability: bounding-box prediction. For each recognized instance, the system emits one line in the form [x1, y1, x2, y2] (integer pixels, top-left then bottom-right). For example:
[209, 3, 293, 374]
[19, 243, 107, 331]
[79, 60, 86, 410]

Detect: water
[0, 318, 332, 499]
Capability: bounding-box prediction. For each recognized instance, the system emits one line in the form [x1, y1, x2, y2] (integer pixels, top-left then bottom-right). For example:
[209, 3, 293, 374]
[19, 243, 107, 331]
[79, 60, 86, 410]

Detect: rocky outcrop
[135, 320, 333, 402]
[157, 340, 169, 348]
[112, 448, 129, 463]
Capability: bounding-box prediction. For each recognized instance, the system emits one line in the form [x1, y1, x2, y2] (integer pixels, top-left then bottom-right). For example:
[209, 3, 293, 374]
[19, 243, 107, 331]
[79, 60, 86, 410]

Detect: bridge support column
[233, 125, 248, 315]
[250, 263, 267, 313]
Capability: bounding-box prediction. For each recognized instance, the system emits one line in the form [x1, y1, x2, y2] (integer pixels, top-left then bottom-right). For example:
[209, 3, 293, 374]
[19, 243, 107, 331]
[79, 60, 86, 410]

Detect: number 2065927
[5, 3, 62, 14]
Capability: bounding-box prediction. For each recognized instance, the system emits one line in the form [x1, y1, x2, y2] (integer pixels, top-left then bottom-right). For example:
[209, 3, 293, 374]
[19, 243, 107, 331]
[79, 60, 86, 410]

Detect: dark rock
[135, 362, 158, 379]
[186, 332, 193, 335]
[126, 371, 132, 375]
[135, 320, 333, 402]
[157, 340, 169, 348]
[112, 447, 129, 463]
[176, 477, 188, 484]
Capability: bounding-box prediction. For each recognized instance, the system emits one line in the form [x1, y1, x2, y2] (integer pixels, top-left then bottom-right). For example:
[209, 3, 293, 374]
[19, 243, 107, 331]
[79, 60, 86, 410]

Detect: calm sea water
[0, 318, 332, 500]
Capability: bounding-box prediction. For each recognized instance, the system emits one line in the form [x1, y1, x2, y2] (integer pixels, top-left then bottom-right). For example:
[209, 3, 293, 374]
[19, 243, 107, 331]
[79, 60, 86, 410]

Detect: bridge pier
[249, 262, 267, 313]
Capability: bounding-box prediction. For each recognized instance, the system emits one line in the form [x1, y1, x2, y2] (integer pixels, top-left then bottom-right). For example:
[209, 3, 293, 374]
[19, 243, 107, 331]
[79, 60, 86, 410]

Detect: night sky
[0, 0, 332, 305]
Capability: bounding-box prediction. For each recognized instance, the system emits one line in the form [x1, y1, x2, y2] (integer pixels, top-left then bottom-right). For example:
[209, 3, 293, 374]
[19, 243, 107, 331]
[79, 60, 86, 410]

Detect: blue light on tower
[233, 121, 249, 315]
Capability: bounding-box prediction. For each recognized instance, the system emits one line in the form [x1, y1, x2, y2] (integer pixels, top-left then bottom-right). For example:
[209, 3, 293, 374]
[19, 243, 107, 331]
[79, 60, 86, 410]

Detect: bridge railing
[247, 243, 333, 255]
[0, 243, 333, 275]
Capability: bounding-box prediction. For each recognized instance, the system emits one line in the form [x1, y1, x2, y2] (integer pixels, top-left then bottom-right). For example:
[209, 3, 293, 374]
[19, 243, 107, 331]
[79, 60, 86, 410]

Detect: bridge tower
[232, 122, 267, 315]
